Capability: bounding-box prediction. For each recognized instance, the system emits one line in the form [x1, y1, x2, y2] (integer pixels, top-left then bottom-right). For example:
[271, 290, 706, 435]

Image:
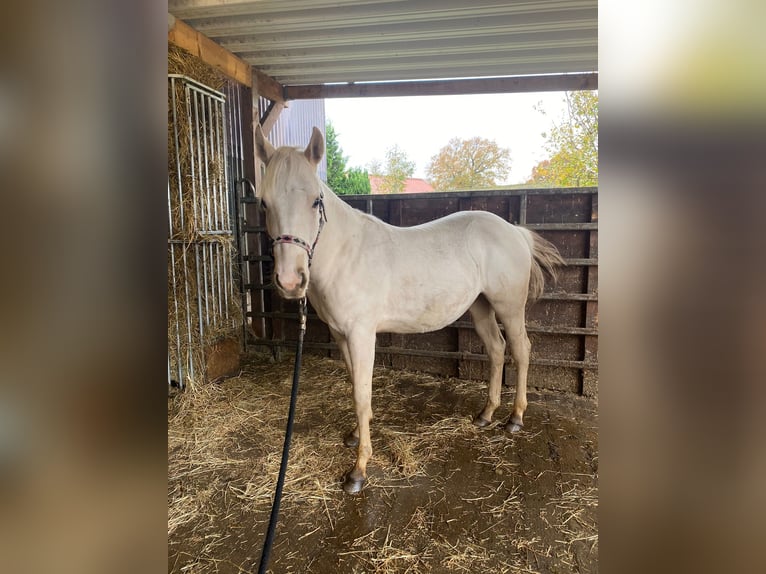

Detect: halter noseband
[271, 190, 327, 267]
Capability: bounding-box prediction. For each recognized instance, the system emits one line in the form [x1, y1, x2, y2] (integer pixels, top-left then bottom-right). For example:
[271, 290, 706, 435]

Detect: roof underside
[169, 0, 597, 87]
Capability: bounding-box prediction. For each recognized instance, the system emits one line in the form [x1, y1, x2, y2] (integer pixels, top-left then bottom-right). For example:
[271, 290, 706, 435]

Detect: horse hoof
[505, 422, 523, 433]
[472, 415, 491, 428]
[343, 432, 359, 448]
[343, 474, 366, 494]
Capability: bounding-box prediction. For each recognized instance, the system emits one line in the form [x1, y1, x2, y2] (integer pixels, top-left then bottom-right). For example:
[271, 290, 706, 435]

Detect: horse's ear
[255, 124, 275, 166]
[304, 126, 325, 166]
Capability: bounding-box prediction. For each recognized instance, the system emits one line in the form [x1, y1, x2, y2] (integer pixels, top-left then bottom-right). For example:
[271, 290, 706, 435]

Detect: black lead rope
[257, 297, 308, 574]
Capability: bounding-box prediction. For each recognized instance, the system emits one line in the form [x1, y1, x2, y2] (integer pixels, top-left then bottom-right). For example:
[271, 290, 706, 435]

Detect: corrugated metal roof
[169, 0, 597, 86]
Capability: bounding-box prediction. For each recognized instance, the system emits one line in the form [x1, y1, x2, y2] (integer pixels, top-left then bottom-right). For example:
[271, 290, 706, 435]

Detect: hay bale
[167, 45, 241, 387]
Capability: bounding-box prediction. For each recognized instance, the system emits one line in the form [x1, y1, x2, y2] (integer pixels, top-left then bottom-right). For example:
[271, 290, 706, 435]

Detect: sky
[325, 91, 570, 185]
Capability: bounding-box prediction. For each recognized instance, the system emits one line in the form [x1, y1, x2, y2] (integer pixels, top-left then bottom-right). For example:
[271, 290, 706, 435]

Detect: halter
[271, 190, 327, 267]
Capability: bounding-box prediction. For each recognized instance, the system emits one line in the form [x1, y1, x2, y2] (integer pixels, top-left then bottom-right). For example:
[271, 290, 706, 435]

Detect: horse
[254, 125, 564, 494]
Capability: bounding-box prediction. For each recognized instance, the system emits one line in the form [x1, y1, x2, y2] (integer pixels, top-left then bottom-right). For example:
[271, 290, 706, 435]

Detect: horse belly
[378, 282, 477, 334]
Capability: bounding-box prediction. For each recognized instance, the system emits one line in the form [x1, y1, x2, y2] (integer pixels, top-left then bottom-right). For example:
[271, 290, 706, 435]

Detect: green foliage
[528, 91, 598, 187]
[325, 121, 371, 195]
[376, 145, 416, 194]
[338, 167, 371, 195]
[426, 137, 511, 191]
[368, 146, 416, 193]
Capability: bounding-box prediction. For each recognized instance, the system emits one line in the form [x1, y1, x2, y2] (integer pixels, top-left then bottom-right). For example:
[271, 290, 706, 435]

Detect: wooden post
[457, 197, 474, 379]
[388, 199, 405, 368]
[582, 193, 598, 396]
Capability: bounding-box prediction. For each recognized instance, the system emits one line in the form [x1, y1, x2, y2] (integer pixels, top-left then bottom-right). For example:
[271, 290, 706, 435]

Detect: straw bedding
[168, 352, 598, 573]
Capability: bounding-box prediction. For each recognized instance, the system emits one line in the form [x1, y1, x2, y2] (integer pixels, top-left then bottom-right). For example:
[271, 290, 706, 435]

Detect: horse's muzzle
[275, 270, 308, 300]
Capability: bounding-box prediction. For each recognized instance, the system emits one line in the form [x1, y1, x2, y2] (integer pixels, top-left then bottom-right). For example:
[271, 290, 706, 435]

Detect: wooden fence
[241, 188, 598, 396]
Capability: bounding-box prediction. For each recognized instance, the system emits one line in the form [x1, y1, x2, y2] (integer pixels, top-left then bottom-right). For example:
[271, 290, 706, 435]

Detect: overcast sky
[325, 91, 570, 185]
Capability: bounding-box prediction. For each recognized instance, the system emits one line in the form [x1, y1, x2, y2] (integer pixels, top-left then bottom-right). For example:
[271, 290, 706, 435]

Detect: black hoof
[343, 432, 359, 448]
[472, 415, 491, 428]
[342, 473, 366, 494]
[504, 416, 523, 433]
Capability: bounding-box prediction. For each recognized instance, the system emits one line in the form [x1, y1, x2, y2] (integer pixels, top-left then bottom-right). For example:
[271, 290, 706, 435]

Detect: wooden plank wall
[247, 188, 598, 396]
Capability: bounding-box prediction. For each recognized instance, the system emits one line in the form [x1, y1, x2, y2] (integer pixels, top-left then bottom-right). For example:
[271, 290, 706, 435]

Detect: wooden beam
[284, 72, 597, 100]
[259, 100, 286, 137]
[168, 14, 252, 87]
[253, 69, 286, 104]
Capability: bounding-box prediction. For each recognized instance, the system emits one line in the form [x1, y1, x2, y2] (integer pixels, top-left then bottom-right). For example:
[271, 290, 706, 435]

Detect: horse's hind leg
[496, 307, 531, 432]
[469, 296, 506, 427]
[330, 327, 360, 448]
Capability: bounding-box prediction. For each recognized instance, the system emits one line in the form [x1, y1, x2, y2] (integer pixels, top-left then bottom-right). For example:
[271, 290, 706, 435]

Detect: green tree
[325, 121, 371, 195]
[375, 145, 416, 194]
[426, 137, 511, 191]
[527, 91, 598, 186]
[342, 167, 372, 195]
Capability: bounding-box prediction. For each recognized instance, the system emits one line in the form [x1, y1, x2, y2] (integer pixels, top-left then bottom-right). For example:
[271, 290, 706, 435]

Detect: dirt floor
[168, 352, 598, 573]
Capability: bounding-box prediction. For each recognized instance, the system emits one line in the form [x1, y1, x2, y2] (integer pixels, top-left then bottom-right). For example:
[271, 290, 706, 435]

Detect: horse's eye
[312, 198, 321, 209]
[260, 199, 268, 210]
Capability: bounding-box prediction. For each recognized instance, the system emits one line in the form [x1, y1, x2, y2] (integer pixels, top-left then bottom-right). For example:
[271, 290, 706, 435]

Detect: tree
[426, 137, 511, 191]
[325, 121, 371, 194]
[527, 91, 598, 186]
[340, 167, 372, 195]
[372, 145, 416, 194]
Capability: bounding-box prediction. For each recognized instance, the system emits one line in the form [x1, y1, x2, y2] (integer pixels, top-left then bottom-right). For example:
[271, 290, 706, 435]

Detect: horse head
[255, 125, 326, 300]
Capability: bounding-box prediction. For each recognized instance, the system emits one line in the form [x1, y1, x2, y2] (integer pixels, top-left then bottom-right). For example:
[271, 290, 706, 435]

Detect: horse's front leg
[343, 330, 376, 494]
[329, 327, 359, 448]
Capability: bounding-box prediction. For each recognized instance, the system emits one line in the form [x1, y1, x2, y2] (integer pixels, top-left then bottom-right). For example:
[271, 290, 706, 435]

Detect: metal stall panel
[168, 75, 242, 388]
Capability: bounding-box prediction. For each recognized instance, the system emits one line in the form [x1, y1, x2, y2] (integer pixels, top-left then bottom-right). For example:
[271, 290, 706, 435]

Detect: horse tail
[519, 228, 566, 303]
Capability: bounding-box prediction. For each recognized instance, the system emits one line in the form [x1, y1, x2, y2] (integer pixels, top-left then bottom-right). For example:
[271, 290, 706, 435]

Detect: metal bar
[186, 84, 200, 232]
[204, 93, 221, 325]
[170, 77, 186, 237]
[182, 242, 195, 382]
[209, 95, 221, 231]
[168, 74, 225, 101]
[219, 97, 232, 231]
[194, 244, 205, 343]
[202, 239, 211, 328]
[168, 197, 184, 386]
[200, 89, 214, 232]
[217, 243, 224, 321]
[213, 91, 225, 322]
[197, 80, 215, 332]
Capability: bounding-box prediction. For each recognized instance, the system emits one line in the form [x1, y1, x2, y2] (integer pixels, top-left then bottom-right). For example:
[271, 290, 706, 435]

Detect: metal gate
[167, 74, 241, 388]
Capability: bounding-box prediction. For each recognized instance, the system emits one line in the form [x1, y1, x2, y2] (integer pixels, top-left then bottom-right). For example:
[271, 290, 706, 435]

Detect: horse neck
[311, 182, 365, 276]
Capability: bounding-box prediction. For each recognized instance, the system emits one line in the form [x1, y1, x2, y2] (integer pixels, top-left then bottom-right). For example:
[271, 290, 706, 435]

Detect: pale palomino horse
[255, 126, 564, 494]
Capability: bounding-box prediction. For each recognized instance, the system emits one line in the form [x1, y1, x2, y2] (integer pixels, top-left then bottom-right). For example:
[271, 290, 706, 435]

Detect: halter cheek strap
[271, 191, 327, 267]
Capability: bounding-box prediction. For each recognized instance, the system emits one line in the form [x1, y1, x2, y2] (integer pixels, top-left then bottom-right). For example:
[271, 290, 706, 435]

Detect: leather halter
[271, 190, 327, 267]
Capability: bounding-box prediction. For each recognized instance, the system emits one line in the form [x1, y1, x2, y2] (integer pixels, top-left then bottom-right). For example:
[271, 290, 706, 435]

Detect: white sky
[325, 91, 569, 185]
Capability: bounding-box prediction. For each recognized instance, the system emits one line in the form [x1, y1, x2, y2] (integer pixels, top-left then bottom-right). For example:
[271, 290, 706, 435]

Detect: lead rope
[257, 297, 308, 574]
